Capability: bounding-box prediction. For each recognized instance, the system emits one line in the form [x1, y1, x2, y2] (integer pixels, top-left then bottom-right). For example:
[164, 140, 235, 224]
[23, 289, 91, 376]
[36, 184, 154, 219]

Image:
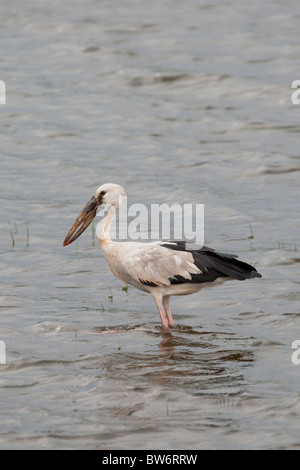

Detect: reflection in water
[86, 325, 258, 430]
[95, 324, 256, 395]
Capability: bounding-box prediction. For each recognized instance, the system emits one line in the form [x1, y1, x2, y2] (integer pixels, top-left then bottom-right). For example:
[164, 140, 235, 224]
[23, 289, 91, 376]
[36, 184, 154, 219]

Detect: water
[0, 0, 300, 450]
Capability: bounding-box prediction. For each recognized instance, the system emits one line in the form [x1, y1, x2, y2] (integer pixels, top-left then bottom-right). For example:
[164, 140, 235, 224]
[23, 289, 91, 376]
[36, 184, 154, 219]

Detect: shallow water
[0, 0, 300, 450]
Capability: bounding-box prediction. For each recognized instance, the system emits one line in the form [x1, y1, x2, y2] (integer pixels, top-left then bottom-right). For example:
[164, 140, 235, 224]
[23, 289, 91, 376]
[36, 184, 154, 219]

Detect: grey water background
[1, 0, 300, 450]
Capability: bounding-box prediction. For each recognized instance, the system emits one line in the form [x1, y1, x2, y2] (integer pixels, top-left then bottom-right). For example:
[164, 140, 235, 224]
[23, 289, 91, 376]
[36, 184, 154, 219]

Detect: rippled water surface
[1, 0, 300, 450]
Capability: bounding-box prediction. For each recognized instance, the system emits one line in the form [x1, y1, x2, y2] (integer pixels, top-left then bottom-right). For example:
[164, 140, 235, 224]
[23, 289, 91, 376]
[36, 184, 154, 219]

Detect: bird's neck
[99, 209, 116, 248]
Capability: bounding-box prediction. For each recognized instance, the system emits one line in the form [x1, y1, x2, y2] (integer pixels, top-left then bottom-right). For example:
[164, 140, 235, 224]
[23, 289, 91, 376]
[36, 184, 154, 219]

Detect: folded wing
[121, 241, 261, 288]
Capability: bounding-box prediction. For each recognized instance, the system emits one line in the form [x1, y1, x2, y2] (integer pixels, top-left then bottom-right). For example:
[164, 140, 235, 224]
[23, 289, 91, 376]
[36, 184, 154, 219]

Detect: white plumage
[63, 183, 261, 329]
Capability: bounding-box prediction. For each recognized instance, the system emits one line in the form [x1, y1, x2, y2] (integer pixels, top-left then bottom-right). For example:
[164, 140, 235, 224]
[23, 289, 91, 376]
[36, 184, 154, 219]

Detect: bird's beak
[63, 195, 99, 246]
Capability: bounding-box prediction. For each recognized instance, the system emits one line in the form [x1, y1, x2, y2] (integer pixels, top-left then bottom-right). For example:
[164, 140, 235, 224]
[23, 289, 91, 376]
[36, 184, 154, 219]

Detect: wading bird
[63, 184, 261, 329]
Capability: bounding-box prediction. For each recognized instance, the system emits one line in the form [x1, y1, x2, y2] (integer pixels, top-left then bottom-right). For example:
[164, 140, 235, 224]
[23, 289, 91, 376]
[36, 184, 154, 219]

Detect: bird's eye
[97, 190, 106, 202]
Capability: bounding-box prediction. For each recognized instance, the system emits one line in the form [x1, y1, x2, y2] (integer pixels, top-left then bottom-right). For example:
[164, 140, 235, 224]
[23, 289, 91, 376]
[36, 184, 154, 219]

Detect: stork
[63, 183, 261, 329]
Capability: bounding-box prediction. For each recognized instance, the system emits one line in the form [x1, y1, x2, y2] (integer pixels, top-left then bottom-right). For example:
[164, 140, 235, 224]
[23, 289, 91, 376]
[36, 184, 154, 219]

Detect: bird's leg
[151, 291, 169, 329]
[163, 296, 174, 326]
[157, 305, 169, 329]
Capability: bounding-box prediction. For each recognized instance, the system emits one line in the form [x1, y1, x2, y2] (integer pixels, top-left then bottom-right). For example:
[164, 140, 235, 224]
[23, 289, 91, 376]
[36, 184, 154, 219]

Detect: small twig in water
[26, 223, 30, 246]
[9, 229, 15, 247]
[91, 220, 95, 243]
[248, 224, 254, 239]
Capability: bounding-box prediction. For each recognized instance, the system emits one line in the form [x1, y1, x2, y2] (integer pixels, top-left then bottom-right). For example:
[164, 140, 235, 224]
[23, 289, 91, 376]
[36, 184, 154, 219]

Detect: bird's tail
[193, 249, 262, 281]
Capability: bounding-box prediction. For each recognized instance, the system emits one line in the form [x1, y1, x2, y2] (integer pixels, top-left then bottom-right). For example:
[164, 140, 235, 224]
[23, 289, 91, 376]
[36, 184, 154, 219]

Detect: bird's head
[63, 183, 125, 246]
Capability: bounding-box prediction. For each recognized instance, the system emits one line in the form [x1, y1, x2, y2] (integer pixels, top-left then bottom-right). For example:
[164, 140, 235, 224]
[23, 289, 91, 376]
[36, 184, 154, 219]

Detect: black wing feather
[161, 241, 262, 284]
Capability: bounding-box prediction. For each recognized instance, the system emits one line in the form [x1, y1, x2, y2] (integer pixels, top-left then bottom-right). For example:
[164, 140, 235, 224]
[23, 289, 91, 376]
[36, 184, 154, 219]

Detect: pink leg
[151, 292, 170, 329]
[157, 305, 169, 329]
[163, 296, 174, 326]
[165, 307, 174, 326]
